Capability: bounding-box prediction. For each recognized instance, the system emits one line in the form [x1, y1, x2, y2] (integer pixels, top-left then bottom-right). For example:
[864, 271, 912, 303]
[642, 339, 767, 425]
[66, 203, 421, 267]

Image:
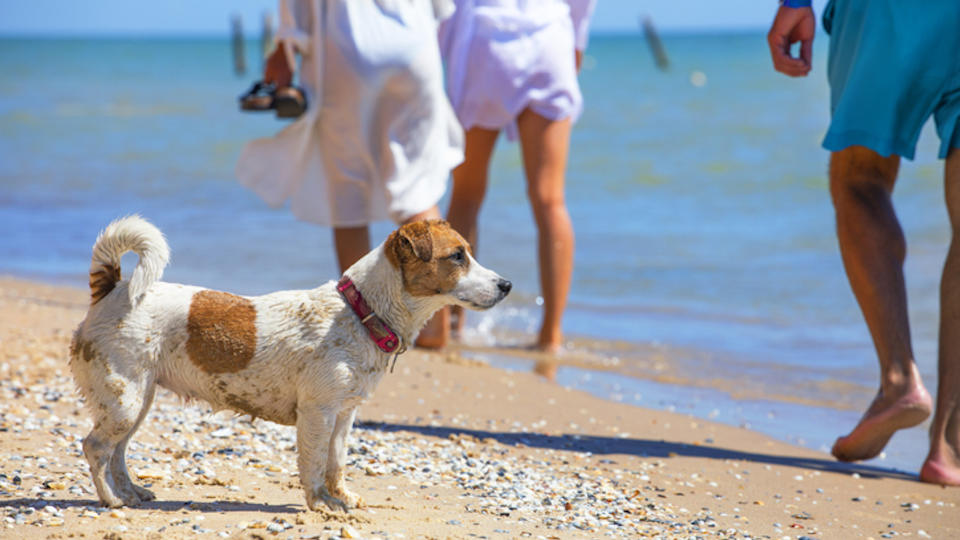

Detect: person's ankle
[924, 441, 960, 472]
[537, 332, 563, 352]
[882, 361, 924, 394]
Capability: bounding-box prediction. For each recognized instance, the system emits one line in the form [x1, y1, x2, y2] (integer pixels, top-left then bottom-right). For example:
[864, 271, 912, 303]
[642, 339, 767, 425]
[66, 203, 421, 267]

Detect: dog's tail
[89, 215, 170, 305]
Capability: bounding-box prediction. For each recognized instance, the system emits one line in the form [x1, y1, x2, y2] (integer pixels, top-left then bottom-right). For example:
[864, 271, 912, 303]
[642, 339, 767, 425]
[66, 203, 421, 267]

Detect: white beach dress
[439, 0, 596, 140]
[236, 0, 464, 227]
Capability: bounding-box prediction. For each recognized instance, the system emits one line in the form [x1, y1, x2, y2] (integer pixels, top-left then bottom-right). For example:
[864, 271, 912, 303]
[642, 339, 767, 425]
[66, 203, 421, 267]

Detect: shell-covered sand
[1, 277, 957, 539]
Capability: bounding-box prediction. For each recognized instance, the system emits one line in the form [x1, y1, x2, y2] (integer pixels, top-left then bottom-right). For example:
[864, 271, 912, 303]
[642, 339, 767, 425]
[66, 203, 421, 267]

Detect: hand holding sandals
[239, 45, 307, 119]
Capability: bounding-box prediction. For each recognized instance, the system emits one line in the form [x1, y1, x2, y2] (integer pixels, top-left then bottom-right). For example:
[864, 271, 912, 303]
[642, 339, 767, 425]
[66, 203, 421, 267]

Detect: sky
[0, 0, 830, 36]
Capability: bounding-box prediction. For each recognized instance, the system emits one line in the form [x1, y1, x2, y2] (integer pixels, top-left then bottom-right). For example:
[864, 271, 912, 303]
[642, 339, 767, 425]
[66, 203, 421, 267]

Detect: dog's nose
[497, 279, 512, 295]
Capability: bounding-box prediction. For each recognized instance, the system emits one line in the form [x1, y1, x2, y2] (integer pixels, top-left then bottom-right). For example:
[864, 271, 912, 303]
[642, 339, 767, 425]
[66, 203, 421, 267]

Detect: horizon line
[0, 25, 771, 40]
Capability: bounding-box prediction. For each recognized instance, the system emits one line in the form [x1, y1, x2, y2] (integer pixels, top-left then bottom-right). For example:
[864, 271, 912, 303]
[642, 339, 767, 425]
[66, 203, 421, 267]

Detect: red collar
[337, 276, 402, 355]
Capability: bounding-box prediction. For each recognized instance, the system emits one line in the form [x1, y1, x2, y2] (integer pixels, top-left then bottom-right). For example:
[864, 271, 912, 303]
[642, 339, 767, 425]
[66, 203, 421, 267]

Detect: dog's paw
[99, 496, 127, 509]
[330, 486, 364, 509]
[132, 484, 156, 502]
[99, 491, 141, 508]
[306, 487, 351, 513]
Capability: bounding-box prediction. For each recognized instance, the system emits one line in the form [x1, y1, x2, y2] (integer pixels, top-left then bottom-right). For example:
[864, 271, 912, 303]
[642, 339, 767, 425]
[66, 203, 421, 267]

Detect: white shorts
[440, 0, 583, 139]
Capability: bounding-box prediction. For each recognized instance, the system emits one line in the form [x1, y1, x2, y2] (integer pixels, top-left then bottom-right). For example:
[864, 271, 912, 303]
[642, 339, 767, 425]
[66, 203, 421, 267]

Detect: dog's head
[385, 220, 511, 309]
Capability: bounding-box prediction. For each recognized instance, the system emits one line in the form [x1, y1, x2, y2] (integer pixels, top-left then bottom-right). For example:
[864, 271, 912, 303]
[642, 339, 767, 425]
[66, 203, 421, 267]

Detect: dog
[69, 216, 510, 510]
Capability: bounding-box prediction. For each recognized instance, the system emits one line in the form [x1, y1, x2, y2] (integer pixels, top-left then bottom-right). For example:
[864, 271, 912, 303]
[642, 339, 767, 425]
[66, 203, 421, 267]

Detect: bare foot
[530, 341, 563, 381]
[533, 360, 558, 381]
[831, 383, 932, 462]
[920, 456, 960, 486]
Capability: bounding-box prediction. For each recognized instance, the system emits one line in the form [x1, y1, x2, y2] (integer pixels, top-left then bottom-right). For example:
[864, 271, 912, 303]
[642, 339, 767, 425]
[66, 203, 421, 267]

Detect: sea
[0, 33, 949, 474]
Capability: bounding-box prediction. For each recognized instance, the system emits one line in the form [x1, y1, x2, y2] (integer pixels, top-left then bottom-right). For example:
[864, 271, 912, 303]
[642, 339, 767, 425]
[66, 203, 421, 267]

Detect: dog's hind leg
[325, 406, 363, 508]
[109, 383, 157, 502]
[295, 402, 346, 511]
[81, 366, 155, 508]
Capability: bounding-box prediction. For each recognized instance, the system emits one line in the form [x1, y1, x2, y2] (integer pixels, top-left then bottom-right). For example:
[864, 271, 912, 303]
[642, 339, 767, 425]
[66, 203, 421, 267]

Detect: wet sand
[1, 276, 957, 539]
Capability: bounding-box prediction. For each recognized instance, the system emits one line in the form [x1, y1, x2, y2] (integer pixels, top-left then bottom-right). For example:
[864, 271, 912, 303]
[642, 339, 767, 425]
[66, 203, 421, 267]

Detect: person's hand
[767, 6, 815, 77]
[264, 46, 293, 88]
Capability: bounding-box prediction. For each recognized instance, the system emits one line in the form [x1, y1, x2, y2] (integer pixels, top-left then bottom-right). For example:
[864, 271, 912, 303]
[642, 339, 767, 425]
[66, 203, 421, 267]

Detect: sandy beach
[1, 276, 958, 540]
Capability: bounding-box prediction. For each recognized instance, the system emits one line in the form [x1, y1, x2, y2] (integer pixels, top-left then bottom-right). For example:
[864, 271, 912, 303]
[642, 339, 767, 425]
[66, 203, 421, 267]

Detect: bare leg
[333, 226, 371, 274]
[828, 146, 933, 462]
[446, 127, 501, 336]
[516, 109, 575, 355]
[406, 206, 451, 349]
[921, 147, 960, 485]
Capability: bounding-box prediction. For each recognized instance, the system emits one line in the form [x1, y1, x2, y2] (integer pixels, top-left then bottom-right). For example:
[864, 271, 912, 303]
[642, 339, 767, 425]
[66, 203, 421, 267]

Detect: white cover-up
[236, 0, 464, 227]
[439, 0, 596, 140]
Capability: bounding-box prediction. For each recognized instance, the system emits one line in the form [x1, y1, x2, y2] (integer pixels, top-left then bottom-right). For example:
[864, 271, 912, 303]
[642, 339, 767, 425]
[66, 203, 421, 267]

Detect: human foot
[533, 360, 558, 381]
[831, 384, 932, 462]
[529, 341, 564, 381]
[920, 456, 960, 486]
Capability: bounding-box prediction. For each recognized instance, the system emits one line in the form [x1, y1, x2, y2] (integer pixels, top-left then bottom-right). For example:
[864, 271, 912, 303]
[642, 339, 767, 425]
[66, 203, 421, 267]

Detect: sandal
[273, 86, 307, 119]
[238, 81, 277, 112]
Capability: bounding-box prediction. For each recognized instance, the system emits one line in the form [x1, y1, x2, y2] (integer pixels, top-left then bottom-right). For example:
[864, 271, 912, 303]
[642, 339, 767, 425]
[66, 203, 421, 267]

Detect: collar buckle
[337, 276, 403, 357]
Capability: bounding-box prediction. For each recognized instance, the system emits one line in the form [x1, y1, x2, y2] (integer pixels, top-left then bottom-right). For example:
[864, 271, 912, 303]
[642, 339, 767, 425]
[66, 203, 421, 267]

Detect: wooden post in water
[641, 15, 669, 71]
[261, 11, 275, 68]
[231, 14, 246, 76]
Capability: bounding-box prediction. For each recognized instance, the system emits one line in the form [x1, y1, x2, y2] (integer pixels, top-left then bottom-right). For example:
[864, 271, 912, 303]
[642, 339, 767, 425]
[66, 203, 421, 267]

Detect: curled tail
[89, 215, 170, 305]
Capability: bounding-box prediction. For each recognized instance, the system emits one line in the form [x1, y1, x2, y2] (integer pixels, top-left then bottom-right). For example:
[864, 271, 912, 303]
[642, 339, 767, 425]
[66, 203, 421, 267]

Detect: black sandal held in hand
[272, 86, 307, 119]
[239, 81, 276, 112]
[238, 81, 307, 119]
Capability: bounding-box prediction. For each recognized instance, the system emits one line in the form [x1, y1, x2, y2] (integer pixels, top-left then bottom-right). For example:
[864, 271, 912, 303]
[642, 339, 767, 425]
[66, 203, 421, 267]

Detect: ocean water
[0, 34, 949, 473]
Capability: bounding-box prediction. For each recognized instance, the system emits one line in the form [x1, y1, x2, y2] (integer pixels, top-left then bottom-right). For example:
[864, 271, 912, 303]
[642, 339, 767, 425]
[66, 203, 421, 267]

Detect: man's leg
[829, 145, 933, 462]
[921, 147, 960, 485]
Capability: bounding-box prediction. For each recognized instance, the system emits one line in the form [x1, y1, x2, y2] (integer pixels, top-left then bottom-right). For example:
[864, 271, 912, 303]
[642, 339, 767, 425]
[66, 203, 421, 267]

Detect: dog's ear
[399, 221, 434, 262]
[387, 221, 434, 265]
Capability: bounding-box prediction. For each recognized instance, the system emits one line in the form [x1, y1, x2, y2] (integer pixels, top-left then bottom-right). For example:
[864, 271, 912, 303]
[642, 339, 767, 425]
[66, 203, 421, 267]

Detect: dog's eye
[447, 249, 465, 264]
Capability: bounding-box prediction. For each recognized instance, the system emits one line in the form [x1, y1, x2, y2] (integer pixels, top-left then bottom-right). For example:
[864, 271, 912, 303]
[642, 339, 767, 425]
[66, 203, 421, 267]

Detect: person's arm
[767, 0, 816, 77]
[566, 0, 596, 71]
[264, 0, 313, 87]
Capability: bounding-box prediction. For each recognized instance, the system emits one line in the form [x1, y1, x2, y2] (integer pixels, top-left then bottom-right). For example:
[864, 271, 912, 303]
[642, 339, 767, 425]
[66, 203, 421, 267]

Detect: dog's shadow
[356, 420, 919, 482]
[0, 497, 300, 514]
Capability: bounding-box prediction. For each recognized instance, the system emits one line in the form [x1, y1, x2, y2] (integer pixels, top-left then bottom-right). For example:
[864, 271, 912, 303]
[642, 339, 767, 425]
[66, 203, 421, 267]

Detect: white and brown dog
[69, 216, 510, 511]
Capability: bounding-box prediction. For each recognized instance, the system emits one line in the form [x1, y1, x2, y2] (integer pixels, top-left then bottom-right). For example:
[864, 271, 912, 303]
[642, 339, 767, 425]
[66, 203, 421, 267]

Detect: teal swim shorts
[823, 0, 960, 160]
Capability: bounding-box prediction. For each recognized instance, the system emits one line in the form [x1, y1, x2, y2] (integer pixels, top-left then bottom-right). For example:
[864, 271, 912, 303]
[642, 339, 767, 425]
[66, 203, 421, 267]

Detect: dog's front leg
[296, 403, 348, 511]
[325, 406, 362, 508]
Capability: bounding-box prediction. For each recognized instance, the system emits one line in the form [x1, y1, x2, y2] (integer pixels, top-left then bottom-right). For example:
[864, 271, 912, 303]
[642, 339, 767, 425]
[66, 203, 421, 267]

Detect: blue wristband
[782, 0, 812, 7]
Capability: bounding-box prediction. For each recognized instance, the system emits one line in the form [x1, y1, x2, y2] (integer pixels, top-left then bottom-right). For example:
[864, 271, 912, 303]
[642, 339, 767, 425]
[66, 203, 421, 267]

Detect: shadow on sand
[356, 420, 918, 482]
[0, 497, 300, 514]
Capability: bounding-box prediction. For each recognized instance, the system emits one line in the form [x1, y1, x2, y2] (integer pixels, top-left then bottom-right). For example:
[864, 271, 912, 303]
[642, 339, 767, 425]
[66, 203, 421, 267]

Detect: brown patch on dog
[70, 337, 99, 363]
[385, 220, 471, 297]
[400, 220, 435, 262]
[186, 290, 257, 374]
[223, 393, 297, 425]
[223, 393, 265, 421]
[89, 264, 121, 304]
